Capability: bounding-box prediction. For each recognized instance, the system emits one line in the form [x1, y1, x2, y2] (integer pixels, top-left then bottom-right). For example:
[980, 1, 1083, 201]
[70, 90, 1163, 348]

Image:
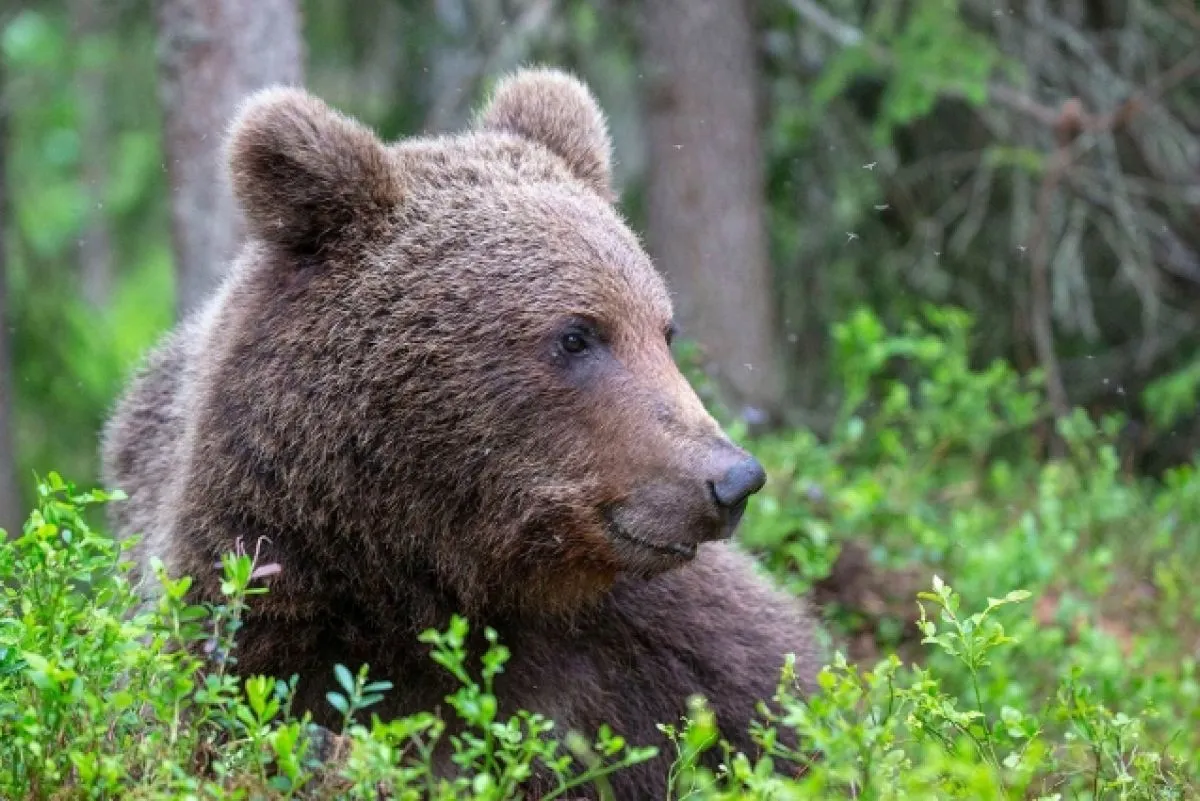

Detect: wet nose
[711, 457, 767, 510]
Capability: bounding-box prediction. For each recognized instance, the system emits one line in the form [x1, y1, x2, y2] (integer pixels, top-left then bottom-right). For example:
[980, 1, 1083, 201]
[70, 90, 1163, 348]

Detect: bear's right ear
[226, 86, 403, 253]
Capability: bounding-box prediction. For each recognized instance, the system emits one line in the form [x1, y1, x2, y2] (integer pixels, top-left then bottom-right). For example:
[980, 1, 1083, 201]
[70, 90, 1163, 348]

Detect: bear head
[200, 68, 767, 619]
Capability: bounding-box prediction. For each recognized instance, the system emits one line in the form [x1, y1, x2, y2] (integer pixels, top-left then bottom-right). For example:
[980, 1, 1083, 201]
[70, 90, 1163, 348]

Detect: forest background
[1, 0, 1200, 795]
[4, 0, 1200, 525]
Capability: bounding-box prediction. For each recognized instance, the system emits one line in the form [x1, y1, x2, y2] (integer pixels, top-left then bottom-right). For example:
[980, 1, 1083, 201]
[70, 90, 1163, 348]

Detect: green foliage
[4, 7, 173, 503]
[1143, 358, 1200, 430]
[655, 578, 1192, 799]
[3, 308, 1199, 797]
[734, 306, 1200, 795]
[808, 0, 1005, 147]
[0, 475, 655, 799]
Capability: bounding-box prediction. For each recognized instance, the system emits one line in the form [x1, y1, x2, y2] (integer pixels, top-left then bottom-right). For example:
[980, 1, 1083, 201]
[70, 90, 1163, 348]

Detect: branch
[784, 0, 862, 47]
[783, 0, 1200, 131]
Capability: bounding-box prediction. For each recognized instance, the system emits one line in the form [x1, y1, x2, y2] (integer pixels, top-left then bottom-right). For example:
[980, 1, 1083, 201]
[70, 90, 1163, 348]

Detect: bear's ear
[477, 67, 614, 201]
[226, 86, 403, 253]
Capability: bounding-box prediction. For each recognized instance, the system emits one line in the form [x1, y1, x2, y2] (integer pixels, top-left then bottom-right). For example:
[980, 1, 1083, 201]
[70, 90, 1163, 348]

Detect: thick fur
[102, 68, 821, 799]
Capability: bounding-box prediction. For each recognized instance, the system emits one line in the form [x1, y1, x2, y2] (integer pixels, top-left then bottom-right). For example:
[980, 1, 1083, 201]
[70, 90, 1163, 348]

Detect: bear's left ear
[477, 67, 614, 202]
[225, 86, 404, 254]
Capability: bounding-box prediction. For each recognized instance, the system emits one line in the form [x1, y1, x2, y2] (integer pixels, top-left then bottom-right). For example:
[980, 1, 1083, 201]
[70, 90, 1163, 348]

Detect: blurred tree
[2, 0, 1196, 495]
[156, 0, 304, 318]
[423, 0, 558, 133]
[0, 56, 18, 538]
[71, 0, 113, 308]
[640, 0, 784, 427]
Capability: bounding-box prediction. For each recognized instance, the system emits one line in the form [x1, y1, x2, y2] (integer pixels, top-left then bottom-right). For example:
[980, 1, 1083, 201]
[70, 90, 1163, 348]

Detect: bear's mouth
[606, 519, 698, 561]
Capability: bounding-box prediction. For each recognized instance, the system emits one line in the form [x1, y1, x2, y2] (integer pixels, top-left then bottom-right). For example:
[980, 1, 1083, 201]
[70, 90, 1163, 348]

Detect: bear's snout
[601, 439, 767, 577]
[709, 455, 767, 532]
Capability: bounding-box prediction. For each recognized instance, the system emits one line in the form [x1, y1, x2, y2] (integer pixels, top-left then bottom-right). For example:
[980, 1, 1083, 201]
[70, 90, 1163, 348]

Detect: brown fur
[102, 67, 822, 798]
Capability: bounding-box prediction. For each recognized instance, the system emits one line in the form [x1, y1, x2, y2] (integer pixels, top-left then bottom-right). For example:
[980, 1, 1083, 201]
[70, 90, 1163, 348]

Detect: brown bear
[101, 67, 822, 798]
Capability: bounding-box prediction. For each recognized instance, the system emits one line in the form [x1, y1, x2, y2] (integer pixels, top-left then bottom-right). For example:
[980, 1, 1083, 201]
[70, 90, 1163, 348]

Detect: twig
[1027, 140, 1072, 441]
[1168, 0, 1200, 32]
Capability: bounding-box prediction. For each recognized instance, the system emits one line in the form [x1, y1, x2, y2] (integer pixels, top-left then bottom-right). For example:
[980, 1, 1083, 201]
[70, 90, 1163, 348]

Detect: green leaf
[333, 663, 356, 697]
[326, 691, 349, 717]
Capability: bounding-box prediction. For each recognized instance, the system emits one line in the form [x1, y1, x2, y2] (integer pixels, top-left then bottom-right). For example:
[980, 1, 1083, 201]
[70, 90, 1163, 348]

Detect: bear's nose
[711, 457, 767, 510]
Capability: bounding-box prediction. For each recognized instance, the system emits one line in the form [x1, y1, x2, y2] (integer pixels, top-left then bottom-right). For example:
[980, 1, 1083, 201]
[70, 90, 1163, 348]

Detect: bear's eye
[561, 331, 589, 355]
[665, 324, 678, 348]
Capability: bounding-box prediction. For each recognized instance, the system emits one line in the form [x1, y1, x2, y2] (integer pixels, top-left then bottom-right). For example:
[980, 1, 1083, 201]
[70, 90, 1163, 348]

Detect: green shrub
[2, 305, 1197, 798]
[733, 305, 1200, 797]
[0, 475, 655, 800]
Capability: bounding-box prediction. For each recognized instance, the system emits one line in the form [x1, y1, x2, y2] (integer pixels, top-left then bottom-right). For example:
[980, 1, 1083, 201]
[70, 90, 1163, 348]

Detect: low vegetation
[2, 307, 1197, 799]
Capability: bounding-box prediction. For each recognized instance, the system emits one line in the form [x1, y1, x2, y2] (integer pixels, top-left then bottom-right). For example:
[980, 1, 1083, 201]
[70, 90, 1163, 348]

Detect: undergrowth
[1, 306, 1198, 798]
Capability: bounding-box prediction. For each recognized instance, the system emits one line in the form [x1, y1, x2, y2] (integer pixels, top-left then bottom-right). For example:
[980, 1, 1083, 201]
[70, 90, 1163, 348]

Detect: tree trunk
[73, 0, 114, 308]
[156, 0, 305, 319]
[0, 59, 21, 538]
[640, 0, 784, 425]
